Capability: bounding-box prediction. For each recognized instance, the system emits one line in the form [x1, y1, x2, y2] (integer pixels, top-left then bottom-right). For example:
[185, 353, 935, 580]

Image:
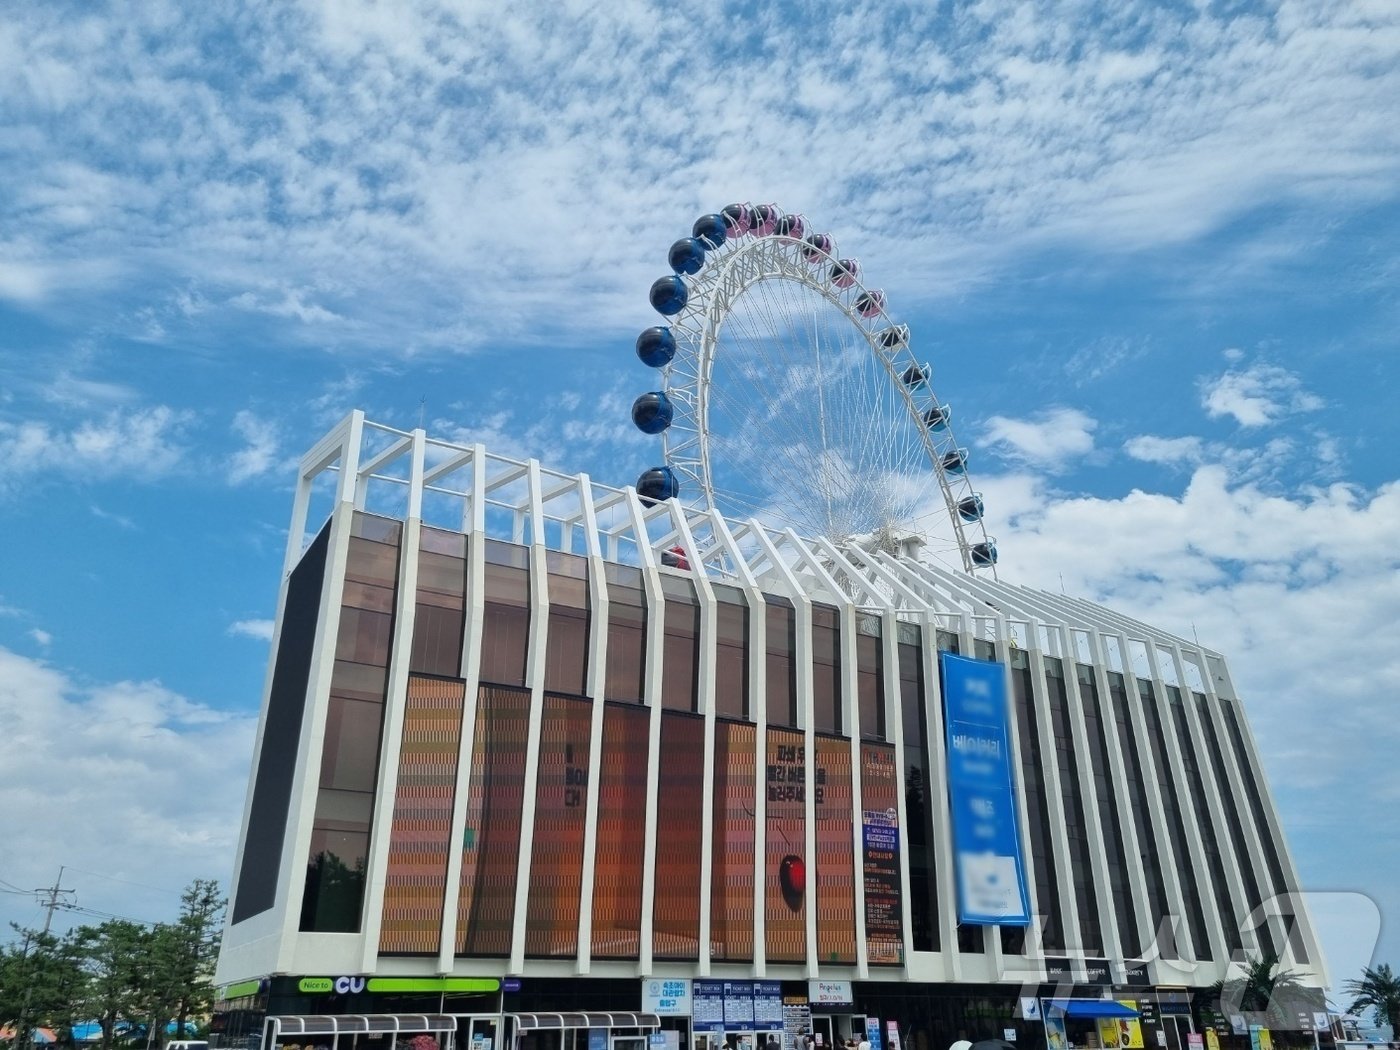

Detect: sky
[1, 0, 1397, 1012]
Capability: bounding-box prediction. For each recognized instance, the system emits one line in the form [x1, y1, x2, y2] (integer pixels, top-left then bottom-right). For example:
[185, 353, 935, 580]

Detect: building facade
[214, 412, 1325, 1050]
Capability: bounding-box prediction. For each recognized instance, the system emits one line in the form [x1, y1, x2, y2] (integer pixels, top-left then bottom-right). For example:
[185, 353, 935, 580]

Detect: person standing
[858, 1032, 871, 1050]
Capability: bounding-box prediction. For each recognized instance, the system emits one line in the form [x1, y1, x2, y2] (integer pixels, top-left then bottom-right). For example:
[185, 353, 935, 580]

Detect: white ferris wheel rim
[640, 207, 996, 575]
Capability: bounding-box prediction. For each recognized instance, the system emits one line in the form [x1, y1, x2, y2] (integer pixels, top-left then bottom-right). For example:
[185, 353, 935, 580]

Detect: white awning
[269, 1015, 459, 1038]
[512, 1014, 661, 1032]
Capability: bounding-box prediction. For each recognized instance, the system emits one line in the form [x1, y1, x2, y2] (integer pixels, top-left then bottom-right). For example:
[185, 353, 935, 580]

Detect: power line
[60, 865, 183, 896]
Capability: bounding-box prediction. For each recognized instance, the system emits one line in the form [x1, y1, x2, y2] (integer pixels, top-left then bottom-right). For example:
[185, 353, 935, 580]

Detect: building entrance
[812, 1016, 867, 1049]
[1159, 1015, 1194, 1050]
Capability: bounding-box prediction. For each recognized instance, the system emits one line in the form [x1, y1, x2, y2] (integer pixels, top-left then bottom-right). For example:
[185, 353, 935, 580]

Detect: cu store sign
[297, 976, 367, 995]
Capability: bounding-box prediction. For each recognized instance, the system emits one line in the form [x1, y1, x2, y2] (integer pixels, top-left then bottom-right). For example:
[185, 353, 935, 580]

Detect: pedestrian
[858, 1034, 871, 1050]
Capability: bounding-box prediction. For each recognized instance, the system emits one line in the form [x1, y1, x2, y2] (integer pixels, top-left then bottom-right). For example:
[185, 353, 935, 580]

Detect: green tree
[0, 925, 86, 1045]
[142, 881, 226, 1049]
[1344, 963, 1400, 1037]
[74, 921, 155, 1050]
[1209, 952, 1311, 1031]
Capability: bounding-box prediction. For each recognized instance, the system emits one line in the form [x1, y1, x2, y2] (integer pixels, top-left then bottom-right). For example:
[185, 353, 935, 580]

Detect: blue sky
[1, 0, 1397, 1004]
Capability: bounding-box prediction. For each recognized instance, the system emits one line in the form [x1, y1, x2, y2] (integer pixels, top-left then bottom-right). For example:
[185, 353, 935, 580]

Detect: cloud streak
[1, 2, 1397, 347]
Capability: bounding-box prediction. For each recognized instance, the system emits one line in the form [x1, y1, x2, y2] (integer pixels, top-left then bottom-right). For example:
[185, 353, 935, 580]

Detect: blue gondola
[692, 213, 727, 249]
[636, 326, 676, 367]
[942, 448, 968, 475]
[923, 403, 952, 431]
[900, 361, 929, 385]
[970, 541, 998, 567]
[636, 466, 680, 505]
[650, 275, 688, 315]
[881, 325, 910, 350]
[631, 391, 674, 434]
[668, 237, 706, 275]
[957, 494, 984, 523]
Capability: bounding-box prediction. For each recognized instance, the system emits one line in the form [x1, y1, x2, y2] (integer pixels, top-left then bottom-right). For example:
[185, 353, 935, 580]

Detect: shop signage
[1043, 957, 1072, 983]
[1187, 1036, 1203, 1050]
[942, 652, 1031, 926]
[366, 977, 499, 993]
[861, 803, 903, 962]
[783, 1002, 813, 1050]
[503, 978, 521, 993]
[725, 981, 756, 1027]
[293, 976, 502, 995]
[296, 976, 365, 994]
[755, 982, 784, 1031]
[888, 1022, 904, 1050]
[643, 979, 692, 1016]
[1083, 960, 1111, 985]
[1018, 998, 1041, 1021]
[1204, 1033, 1219, 1050]
[589, 1030, 608, 1050]
[693, 981, 725, 1033]
[1122, 963, 1150, 987]
[808, 981, 854, 1006]
[865, 1019, 883, 1050]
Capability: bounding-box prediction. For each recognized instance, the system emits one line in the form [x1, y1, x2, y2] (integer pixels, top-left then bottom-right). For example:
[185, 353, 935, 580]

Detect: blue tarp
[1047, 1001, 1140, 1019]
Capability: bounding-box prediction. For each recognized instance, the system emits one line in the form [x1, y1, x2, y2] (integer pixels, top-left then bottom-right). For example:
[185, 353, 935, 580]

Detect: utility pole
[12, 867, 74, 1050]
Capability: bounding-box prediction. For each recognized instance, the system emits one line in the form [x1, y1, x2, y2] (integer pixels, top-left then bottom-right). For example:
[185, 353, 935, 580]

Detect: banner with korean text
[940, 652, 1031, 926]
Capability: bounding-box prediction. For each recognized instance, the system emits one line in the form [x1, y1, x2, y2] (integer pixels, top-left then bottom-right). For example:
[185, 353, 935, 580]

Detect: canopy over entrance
[1046, 1001, 1139, 1019]
[267, 1015, 459, 1038]
[511, 1015, 661, 1032]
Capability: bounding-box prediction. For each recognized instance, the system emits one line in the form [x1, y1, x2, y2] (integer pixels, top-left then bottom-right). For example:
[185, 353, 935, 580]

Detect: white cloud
[90, 504, 137, 529]
[976, 463, 1400, 968]
[981, 407, 1097, 470]
[227, 618, 274, 641]
[1123, 435, 1204, 465]
[1200, 362, 1325, 427]
[27, 628, 52, 647]
[0, 258, 51, 303]
[227, 410, 281, 485]
[0, 405, 193, 493]
[0, 3, 1396, 346]
[0, 647, 255, 936]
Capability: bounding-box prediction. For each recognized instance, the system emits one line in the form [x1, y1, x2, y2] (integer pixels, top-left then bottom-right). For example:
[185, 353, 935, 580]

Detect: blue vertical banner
[940, 651, 1031, 925]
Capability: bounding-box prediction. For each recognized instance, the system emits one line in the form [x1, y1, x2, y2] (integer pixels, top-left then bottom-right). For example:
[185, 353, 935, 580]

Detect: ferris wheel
[629, 202, 997, 574]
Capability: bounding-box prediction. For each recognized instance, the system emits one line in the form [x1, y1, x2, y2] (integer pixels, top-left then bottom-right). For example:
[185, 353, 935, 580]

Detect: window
[765, 597, 797, 726]
[857, 616, 884, 740]
[811, 604, 841, 733]
[605, 564, 646, 703]
[544, 551, 589, 696]
[713, 585, 749, 719]
[480, 540, 530, 688]
[660, 576, 700, 712]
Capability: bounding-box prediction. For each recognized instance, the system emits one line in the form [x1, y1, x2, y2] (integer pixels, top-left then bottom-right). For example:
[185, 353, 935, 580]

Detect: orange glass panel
[379, 675, 465, 954]
[814, 735, 856, 963]
[455, 685, 530, 956]
[524, 694, 593, 956]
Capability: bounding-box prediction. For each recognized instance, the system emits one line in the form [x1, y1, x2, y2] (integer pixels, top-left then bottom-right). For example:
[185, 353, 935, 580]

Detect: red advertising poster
[523, 693, 593, 957]
[765, 727, 807, 962]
